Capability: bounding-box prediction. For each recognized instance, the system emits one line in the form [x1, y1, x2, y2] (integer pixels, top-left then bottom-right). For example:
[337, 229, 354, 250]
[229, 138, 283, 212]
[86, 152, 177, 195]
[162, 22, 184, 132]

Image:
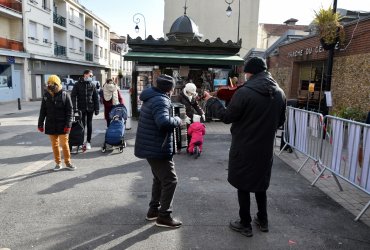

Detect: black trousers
[81, 111, 93, 142]
[237, 189, 267, 225]
[147, 158, 178, 217]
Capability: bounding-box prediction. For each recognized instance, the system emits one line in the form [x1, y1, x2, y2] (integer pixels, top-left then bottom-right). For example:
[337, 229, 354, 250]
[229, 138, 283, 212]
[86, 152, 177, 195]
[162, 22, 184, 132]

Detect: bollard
[18, 98, 21, 110]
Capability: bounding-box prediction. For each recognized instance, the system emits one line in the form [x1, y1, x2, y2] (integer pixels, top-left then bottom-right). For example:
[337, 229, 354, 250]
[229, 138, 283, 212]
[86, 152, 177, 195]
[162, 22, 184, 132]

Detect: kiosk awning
[124, 52, 244, 65]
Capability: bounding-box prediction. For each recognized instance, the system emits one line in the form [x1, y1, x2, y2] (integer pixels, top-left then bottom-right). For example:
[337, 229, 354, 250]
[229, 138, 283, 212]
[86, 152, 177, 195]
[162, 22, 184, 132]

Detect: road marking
[0, 159, 52, 193]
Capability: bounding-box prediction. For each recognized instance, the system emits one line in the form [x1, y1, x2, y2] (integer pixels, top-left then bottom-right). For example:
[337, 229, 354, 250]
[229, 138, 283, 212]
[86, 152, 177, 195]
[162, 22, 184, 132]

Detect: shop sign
[136, 66, 153, 72]
[287, 45, 326, 58]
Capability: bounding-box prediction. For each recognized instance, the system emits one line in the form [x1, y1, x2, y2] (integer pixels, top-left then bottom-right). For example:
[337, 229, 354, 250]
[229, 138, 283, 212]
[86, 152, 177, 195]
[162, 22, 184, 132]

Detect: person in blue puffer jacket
[134, 74, 183, 229]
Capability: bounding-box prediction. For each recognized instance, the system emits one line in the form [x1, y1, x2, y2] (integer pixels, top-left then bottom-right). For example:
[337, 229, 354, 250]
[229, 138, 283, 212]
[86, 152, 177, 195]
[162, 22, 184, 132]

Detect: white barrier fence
[279, 107, 370, 221]
[311, 116, 370, 221]
[279, 107, 324, 173]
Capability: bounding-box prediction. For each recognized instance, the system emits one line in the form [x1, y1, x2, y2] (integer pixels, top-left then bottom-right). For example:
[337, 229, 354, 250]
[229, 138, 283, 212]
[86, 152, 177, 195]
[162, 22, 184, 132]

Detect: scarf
[103, 83, 119, 105]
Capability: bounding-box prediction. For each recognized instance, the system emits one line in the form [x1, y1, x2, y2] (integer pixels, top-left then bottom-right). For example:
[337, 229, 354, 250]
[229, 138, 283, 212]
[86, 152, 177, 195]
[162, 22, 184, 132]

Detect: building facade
[268, 17, 370, 116]
[163, 0, 259, 57]
[21, 0, 110, 100]
[0, 0, 29, 102]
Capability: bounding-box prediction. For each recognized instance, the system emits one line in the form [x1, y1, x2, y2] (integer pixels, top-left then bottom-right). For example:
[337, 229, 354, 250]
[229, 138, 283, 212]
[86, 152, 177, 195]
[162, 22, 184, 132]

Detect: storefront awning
[124, 52, 244, 66]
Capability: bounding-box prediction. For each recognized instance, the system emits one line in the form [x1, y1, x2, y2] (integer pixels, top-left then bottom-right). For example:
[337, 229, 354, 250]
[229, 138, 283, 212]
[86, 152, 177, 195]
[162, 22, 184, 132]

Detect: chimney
[284, 18, 298, 26]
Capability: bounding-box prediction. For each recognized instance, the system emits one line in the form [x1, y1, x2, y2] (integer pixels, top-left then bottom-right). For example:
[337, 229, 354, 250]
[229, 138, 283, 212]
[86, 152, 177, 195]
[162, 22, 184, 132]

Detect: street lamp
[225, 0, 241, 42]
[133, 13, 146, 39]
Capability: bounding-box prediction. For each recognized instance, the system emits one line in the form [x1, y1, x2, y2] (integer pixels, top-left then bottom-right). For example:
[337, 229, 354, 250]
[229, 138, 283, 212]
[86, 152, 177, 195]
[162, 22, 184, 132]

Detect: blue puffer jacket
[134, 87, 181, 159]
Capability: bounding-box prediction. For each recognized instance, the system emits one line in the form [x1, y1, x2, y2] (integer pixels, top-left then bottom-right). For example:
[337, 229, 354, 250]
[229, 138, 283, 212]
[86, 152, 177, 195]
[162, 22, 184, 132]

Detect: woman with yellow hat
[38, 75, 75, 171]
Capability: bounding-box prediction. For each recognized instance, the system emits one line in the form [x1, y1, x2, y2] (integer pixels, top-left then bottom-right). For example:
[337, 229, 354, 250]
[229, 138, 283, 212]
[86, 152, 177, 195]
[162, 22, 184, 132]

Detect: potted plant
[313, 6, 345, 50]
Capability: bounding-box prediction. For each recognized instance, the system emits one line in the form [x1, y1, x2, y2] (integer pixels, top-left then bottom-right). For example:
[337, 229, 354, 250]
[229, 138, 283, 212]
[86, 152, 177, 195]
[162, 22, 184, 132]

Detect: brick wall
[268, 17, 370, 114]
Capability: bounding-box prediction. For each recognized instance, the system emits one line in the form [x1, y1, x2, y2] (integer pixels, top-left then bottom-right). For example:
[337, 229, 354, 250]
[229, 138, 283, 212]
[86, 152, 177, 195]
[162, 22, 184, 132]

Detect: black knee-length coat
[207, 72, 286, 192]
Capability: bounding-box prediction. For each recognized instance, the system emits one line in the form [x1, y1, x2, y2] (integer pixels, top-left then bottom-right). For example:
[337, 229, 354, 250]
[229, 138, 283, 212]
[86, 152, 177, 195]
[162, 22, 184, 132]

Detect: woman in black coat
[38, 75, 75, 171]
[205, 57, 286, 237]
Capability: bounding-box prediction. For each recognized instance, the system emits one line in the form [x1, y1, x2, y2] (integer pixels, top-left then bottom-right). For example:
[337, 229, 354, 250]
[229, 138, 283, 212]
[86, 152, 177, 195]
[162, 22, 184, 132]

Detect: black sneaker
[229, 220, 253, 237]
[65, 163, 76, 171]
[253, 216, 269, 232]
[145, 209, 159, 221]
[53, 164, 63, 171]
[155, 215, 182, 228]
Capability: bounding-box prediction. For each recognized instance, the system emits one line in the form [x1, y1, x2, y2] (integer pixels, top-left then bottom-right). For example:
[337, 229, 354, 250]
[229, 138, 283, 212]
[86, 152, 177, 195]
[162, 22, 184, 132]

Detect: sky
[78, 0, 370, 38]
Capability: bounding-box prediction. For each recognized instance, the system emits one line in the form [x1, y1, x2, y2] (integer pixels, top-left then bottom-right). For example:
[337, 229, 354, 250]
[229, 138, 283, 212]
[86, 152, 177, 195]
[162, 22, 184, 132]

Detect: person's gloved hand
[64, 127, 71, 134]
[95, 110, 99, 116]
[38, 127, 44, 133]
[174, 116, 182, 125]
[201, 114, 206, 122]
[184, 116, 191, 124]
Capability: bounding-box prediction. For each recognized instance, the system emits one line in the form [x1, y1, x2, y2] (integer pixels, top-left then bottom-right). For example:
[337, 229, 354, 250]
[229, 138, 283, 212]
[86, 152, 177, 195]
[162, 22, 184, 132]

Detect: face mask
[84, 77, 92, 82]
[48, 84, 57, 92]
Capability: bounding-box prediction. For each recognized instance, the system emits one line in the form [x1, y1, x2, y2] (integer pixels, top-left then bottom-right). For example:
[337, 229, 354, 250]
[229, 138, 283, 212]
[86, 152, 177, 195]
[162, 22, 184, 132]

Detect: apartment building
[110, 32, 132, 88]
[163, 0, 259, 57]
[23, 0, 110, 100]
[0, 0, 29, 102]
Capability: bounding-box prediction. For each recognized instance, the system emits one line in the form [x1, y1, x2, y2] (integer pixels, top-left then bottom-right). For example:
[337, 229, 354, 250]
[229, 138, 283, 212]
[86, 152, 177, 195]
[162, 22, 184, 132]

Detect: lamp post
[133, 13, 146, 39]
[323, 0, 337, 115]
[225, 0, 241, 42]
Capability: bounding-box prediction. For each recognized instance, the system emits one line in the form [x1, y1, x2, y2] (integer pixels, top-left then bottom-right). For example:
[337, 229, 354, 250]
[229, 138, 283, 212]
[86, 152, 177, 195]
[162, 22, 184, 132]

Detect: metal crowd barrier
[278, 107, 324, 173]
[311, 116, 370, 221]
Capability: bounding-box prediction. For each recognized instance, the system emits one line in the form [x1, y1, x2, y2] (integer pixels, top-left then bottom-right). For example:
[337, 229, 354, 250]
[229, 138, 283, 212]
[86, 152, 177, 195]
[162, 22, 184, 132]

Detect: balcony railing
[54, 44, 66, 56]
[0, 37, 23, 51]
[85, 29, 93, 39]
[0, 0, 22, 13]
[85, 52, 93, 61]
[53, 12, 66, 27]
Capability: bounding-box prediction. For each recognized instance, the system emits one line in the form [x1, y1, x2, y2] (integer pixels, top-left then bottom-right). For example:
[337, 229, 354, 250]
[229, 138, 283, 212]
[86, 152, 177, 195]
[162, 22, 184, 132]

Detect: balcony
[54, 44, 66, 56]
[85, 52, 93, 61]
[85, 29, 93, 39]
[53, 13, 66, 27]
[0, 0, 22, 14]
[0, 37, 23, 51]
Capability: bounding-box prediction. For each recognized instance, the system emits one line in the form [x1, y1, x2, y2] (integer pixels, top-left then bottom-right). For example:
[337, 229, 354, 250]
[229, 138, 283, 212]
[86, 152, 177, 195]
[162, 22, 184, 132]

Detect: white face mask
[84, 77, 92, 82]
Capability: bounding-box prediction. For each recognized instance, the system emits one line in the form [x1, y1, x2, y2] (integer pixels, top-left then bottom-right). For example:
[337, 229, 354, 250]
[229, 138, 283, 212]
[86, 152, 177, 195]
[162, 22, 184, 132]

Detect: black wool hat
[156, 74, 175, 92]
[244, 57, 267, 74]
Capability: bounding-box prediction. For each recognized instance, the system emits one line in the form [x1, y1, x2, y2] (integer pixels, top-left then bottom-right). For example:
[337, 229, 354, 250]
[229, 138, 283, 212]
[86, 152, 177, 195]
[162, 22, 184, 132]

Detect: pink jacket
[188, 122, 206, 143]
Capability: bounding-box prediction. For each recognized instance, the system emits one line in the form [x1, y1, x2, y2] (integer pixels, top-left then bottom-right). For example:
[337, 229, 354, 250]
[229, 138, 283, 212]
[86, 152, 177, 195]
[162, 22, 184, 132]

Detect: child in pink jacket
[187, 114, 206, 155]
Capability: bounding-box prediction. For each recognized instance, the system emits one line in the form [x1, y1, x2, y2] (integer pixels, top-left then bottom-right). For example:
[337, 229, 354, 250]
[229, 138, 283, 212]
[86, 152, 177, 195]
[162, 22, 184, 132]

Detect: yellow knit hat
[47, 75, 61, 87]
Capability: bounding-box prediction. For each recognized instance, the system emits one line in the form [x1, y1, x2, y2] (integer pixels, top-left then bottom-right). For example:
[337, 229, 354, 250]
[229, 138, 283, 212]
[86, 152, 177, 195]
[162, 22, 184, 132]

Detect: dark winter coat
[134, 87, 181, 159]
[207, 71, 286, 192]
[71, 78, 99, 113]
[38, 90, 73, 135]
[178, 91, 204, 120]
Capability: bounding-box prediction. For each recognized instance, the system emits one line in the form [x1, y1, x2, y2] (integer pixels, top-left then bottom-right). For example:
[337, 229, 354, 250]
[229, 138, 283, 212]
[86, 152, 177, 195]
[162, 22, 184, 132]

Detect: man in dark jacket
[134, 75, 183, 229]
[204, 57, 286, 237]
[71, 69, 100, 150]
[38, 75, 75, 171]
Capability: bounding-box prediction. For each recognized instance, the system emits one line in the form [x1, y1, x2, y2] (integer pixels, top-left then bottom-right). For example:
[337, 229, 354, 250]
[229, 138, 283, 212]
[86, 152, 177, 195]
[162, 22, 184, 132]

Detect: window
[104, 48, 107, 59]
[79, 39, 83, 52]
[42, 0, 50, 11]
[99, 26, 103, 38]
[42, 26, 50, 44]
[28, 21, 37, 40]
[69, 8, 75, 23]
[99, 46, 103, 58]
[104, 29, 107, 41]
[79, 13, 83, 27]
[95, 45, 99, 57]
[94, 23, 98, 36]
[70, 36, 75, 50]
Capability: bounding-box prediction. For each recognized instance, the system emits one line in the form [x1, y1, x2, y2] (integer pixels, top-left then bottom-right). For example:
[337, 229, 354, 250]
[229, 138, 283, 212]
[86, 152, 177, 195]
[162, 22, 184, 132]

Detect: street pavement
[0, 100, 369, 250]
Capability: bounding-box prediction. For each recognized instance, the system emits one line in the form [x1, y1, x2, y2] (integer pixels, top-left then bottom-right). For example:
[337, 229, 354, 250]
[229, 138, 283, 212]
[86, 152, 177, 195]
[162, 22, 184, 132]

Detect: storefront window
[0, 64, 12, 89]
[298, 61, 326, 112]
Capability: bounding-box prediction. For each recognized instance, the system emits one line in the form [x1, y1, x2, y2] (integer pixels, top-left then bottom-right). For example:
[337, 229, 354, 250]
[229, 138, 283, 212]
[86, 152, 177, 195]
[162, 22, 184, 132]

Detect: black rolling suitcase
[69, 111, 85, 153]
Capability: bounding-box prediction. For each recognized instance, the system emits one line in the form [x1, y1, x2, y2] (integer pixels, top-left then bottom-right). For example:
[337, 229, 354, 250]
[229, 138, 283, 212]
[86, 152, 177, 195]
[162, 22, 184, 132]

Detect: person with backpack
[71, 69, 100, 150]
[101, 79, 124, 127]
[38, 75, 76, 171]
